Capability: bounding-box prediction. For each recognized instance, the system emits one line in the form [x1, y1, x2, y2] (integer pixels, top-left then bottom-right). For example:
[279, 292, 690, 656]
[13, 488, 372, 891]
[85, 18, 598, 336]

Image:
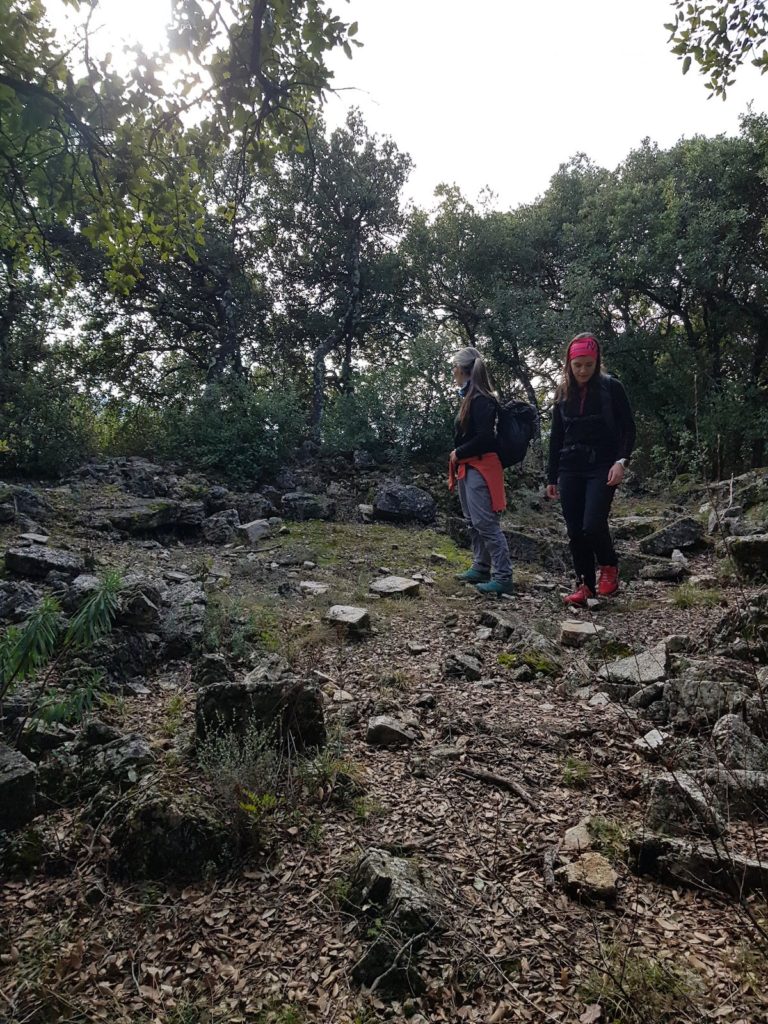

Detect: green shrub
[581, 945, 701, 1023]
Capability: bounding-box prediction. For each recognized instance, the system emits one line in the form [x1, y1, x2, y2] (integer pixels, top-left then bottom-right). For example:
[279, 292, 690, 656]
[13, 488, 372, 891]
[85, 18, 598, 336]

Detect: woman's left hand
[449, 449, 458, 467]
[607, 462, 625, 487]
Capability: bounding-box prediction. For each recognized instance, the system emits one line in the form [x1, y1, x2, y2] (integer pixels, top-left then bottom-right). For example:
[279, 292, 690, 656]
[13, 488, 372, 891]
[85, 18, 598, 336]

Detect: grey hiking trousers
[457, 466, 513, 582]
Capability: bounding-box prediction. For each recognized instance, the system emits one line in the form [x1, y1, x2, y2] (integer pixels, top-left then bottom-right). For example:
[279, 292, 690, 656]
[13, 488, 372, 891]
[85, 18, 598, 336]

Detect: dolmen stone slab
[556, 852, 618, 903]
[0, 742, 37, 829]
[640, 517, 705, 556]
[598, 641, 668, 687]
[196, 676, 326, 750]
[444, 652, 483, 681]
[325, 605, 370, 635]
[367, 715, 418, 747]
[369, 576, 420, 597]
[281, 492, 335, 521]
[560, 620, 604, 648]
[5, 544, 85, 579]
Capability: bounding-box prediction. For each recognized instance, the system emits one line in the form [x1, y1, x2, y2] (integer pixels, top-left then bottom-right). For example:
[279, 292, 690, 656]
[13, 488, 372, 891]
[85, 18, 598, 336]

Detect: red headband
[568, 336, 598, 361]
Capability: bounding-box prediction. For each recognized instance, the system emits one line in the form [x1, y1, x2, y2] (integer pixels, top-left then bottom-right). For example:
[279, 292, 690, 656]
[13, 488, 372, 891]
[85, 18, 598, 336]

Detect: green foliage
[561, 757, 592, 789]
[197, 720, 280, 817]
[671, 584, 725, 608]
[161, 694, 186, 738]
[581, 945, 701, 1023]
[667, 1, 768, 96]
[0, 574, 120, 708]
[36, 669, 101, 727]
[588, 816, 629, 862]
[157, 380, 304, 485]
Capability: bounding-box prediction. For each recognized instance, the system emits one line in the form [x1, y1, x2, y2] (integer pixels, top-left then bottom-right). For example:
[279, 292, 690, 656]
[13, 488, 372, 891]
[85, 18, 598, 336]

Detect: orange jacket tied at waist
[448, 452, 506, 513]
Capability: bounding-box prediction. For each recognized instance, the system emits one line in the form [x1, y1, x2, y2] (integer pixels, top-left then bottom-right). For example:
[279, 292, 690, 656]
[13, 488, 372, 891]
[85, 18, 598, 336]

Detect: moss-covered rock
[111, 785, 235, 880]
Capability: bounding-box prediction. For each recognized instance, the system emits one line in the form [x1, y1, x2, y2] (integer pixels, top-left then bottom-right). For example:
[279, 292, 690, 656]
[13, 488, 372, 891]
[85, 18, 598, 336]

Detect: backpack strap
[600, 374, 617, 438]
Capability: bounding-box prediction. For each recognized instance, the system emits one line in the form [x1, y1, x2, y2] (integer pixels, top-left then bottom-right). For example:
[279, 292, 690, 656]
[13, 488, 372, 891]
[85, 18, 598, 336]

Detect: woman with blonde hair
[546, 333, 636, 606]
[448, 347, 513, 597]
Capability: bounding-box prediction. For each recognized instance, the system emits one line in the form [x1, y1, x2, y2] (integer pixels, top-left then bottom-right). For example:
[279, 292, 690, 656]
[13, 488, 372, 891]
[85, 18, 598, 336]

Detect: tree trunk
[309, 231, 361, 441]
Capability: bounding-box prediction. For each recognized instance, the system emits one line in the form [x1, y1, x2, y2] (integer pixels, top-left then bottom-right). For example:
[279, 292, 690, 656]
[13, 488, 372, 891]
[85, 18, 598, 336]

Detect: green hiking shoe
[455, 568, 491, 584]
[475, 580, 514, 597]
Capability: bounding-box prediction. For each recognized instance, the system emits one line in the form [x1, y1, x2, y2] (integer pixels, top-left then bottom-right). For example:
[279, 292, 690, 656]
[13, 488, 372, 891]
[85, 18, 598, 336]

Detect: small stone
[332, 689, 355, 703]
[325, 605, 370, 634]
[238, 519, 271, 545]
[429, 745, 462, 761]
[563, 823, 593, 852]
[300, 581, 329, 596]
[557, 852, 618, 903]
[303, 561, 317, 569]
[586, 598, 603, 611]
[474, 626, 493, 642]
[413, 692, 436, 709]
[633, 728, 671, 761]
[18, 533, 49, 545]
[598, 642, 669, 686]
[407, 641, 429, 655]
[589, 692, 611, 707]
[560, 620, 604, 648]
[444, 653, 483, 681]
[369, 576, 420, 597]
[671, 549, 689, 565]
[429, 552, 448, 564]
[367, 716, 418, 747]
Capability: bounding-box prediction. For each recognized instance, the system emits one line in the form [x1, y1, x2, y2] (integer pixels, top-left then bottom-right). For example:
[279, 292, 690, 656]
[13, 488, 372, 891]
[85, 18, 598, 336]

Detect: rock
[196, 676, 326, 751]
[726, 534, 768, 578]
[112, 785, 234, 880]
[429, 552, 448, 565]
[95, 500, 205, 534]
[588, 692, 611, 707]
[18, 533, 49, 545]
[634, 728, 672, 760]
[612, 516, 664, 540]
[0, 581, 41, 623]
[18, 722, 77, 759]
[353, 449, 377, 470]
[202, 509, 240, 545]
[281, 492, 335, 521]
[83, 720, 123, 746]
[300, 581, 329, 596]
[627, 682, 665, 709]
[640, 517, 705, 557]
[325, 605, 370, 635]
[347, 847, 442, 994]
[5, 545, 85, 580]
[560, 620, 604, 648]
[191, 653, 233, 688]
[238, 519, 272, 544]
[563, 823, 593, 852]
[630, 833, 768, 897]
[444, 653, 483, 681]
[160, 581, 207, 657]
[556, 852, 618, 903]
[367, 716, 418, 747]
[373, 483, 437, 525]
[708, 505, 743, 535]
[646, 771, 725, 837]
[711, 714, 768, 771]
[697, 767, 768, 817]
[689, 573, 720, 588]
[665, 675, 750, 732]
[638, 561, 688, 582]
[118, 575, 164, 631]
[598, 642, 668, 687]
[92, 734, 154, 785]
[0, 743, 36, 829]
[369, 576, 420, 598]
[671, 549, 689, 565]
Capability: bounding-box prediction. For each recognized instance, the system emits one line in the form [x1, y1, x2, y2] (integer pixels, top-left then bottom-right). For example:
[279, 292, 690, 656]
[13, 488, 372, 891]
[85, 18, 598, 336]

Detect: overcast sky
[53, 0, 768, 210]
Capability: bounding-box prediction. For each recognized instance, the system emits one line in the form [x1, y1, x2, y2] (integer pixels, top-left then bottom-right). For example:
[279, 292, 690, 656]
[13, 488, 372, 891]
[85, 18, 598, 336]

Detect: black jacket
[454, 393, 499, 460]
[547, 375, 636, 484]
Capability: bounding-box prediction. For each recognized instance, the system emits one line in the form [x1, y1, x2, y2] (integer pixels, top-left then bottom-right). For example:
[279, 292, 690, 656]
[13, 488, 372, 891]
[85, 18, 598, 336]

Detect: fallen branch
[543, 843, 560, 890]
[455, 766, 539, 810]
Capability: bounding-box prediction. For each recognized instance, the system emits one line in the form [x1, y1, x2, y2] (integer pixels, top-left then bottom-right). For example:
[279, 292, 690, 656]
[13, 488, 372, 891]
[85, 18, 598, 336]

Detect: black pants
[558, 465, 618, 591]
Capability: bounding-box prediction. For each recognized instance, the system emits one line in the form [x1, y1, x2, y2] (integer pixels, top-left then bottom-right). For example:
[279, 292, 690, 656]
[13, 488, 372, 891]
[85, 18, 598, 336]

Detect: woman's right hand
[545, 483, 558, 500]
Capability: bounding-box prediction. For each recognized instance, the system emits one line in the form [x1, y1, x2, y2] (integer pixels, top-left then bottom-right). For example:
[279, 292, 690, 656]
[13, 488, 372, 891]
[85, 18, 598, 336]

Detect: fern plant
[0, 572, 122, 729]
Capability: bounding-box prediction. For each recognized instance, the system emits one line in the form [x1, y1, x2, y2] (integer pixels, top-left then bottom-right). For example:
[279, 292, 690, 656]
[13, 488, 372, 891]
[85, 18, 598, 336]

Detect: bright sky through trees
[48, 0, 768, 209]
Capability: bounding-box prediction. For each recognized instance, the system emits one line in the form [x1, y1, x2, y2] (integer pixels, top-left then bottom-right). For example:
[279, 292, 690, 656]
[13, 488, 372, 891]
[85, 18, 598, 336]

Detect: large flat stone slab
[370, 576, 420, 597]
[325, 605, 370, 634]
[560, 620, 604, 648]
[5, 544, 85, 579]
[0, 742, 36, 829]
[598, 642, 668, 687]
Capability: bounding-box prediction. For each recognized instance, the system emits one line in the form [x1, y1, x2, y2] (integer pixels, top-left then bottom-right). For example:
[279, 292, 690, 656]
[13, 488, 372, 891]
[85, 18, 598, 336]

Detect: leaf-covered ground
[1, 482, 766, 1024]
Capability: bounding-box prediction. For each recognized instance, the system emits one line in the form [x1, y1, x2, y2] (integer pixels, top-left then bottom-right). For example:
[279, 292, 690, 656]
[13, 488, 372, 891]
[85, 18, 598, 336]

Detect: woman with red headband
[545, 333, 636, 606]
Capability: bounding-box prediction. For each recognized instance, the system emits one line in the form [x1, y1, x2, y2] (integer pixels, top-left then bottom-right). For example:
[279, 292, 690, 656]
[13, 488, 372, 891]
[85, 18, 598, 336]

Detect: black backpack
[496, 399, 539, 468]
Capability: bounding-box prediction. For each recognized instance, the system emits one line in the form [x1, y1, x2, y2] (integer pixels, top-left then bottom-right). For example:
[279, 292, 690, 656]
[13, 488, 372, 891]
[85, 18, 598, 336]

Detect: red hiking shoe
[563, 583, 594, 607]
[597, 565, 619, 597]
